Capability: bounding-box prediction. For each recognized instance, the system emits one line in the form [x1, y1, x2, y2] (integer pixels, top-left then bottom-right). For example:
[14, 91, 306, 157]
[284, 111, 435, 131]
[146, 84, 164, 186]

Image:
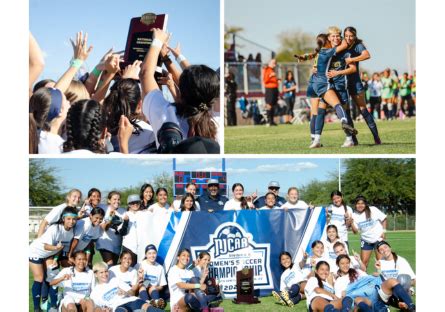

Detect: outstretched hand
[70, 31, 93, 61]
[168, 43, 182, 58]
[122, 60, 142, 79]
[152, 28, 170, 44]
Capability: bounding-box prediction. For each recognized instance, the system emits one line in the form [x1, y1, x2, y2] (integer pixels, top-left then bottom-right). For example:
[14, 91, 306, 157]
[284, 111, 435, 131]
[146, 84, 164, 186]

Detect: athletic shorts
[401, 94, 412, 101]
[332, 86, 349, 105]
[116, 299, 146, 310]
[61, 295, 84, 307]
[361, 239, 379, 251]
[306, 83, 318, 98]
[347, 79, 365, 96]
[29, 257, 44, 264]
[265, 88, 278, 105]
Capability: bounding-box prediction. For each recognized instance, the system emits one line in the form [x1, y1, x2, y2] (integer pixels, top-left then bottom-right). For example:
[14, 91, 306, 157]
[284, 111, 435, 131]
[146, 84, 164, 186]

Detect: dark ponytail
[336, 254, 358, 283]
[314, 261, 330, 288]
[315, 34, 328, 53]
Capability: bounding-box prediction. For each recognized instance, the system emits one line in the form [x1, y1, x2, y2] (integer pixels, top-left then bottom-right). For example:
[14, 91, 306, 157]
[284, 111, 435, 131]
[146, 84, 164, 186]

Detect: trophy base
[232, 297, 260, 304]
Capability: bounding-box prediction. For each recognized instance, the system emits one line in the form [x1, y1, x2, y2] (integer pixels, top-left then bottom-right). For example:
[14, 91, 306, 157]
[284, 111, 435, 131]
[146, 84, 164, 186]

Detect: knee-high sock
[139, 289, 149, 301]
[194, 290, 209, 308]
[150, 289, 160, 300]
[341, 296, 353, 312]
[32, 281, 43, 310]
[361, 108, 379, 139]
[310, 115, 317, 136]
[49, 286, 58, 307]
[288, 284, 300, 298]
[357, 302, 372, 312]
[315, 108, 326, 135]
[392, 284, 414, 307]
[334, 104, 348, 123]
[324, 304, 338, 312]
[41, 280, 49, 302]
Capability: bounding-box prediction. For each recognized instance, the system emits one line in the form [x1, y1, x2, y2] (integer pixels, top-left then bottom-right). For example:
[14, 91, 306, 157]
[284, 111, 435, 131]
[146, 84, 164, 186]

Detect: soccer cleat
[280, 290, 295, 307]
[341, 138, 355, 148]
[374, 136, 382, 145]
[309, 139, 322, 148]
[272, 290, 287, 306]
[341, 122, 358, 136]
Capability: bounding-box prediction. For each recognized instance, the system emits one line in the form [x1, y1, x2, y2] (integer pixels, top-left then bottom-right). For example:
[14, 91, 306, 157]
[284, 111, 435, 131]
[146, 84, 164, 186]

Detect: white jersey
[327, 204, 353, 242]
[172, 199, 200, 212]
[224, 199, 243, 210]
[38, 130, 64, 154]
[54, 267, 94, 301]
[90, 278, 137, 309]
[122, 210, 139, 254]
[96, 207, 126, 255]
[138, 261, 167, 287]
[44, 203, 68, 224]
[29, 224, 74, 259]
[168, 265, 195, 307]
[322, 238, 346, 260]
[304, 276, 335, 308]
[280, 200, 309, 210]
[148, 203, 172, 214]
[280, 266, 305, 291]
[379, 256, 415, 280]
[352, 206, 386, 243]
[73, 218, 103, 252]
[142, 89, 189, 148]
[334, 270, 368, 298]
[301, 256, 328, 278]
[127, 119, 155, 154]
[81, 203, 107, 218]
[109, 265, 138, 287]
[328, 255, 362, 274]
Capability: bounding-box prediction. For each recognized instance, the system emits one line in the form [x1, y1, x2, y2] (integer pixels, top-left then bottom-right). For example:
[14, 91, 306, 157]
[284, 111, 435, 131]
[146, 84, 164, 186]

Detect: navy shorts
[360, 239, 378, 251]
[306, 83, 318, 98]
[332, 86, 349, 105]
[116, 299, 146, 311]
[347, 79, 365, 95]
[29, 257, 44, 264]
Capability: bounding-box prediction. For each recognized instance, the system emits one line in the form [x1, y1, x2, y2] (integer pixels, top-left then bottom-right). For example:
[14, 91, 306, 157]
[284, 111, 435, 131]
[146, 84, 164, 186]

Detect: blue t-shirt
[253, 195, 286, 208]
[283, 80, 296, 99]
[313, 48, 337, 86]
[347, 42, 367, 82]
[197, 193, 228, 212]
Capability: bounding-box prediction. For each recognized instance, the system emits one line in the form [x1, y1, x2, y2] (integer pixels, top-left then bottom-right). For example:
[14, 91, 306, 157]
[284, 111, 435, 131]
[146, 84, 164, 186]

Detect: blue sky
[39, 157, 342, 198]
[225, 0, 415, 73]
[30, 0, 220, 80]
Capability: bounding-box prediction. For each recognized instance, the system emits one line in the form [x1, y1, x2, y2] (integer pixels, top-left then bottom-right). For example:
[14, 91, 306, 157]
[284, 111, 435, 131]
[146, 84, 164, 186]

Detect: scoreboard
[174, 171, 227, 196]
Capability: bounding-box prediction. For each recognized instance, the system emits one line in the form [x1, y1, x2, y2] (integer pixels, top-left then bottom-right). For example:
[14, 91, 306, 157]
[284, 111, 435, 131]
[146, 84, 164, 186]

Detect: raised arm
[55, 31, 93, 93]
[84, 48, 113, 95]
[139, 28, 170, 99]
[91, 54, 121, 103]
[168, 42, 191, 71]
[346, 49, 370, 65]
[29, 32, 45, 97]
[335, 39, 349, 54]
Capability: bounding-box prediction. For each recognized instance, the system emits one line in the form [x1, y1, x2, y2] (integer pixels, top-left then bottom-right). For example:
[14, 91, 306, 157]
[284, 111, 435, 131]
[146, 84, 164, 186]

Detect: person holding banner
[258, 192, 280, 210]
[254, 181, 286, 208]
[224, 183, 255, 210]
[197, 179, 228, 212]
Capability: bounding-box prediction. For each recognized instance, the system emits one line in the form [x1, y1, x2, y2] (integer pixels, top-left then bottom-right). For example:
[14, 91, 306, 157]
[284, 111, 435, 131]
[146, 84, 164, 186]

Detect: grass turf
[224, 118, 415, 154]
[29, 231, 415, 311]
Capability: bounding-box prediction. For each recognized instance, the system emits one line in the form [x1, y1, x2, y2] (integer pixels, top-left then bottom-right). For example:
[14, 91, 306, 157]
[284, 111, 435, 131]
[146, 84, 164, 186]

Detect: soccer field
[224, 119, 415, 154]
[28, 231, 415, 311]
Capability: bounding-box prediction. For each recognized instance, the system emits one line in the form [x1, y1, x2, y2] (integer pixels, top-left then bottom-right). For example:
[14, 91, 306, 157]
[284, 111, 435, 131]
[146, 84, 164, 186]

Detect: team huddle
[29, 180, 415, 311]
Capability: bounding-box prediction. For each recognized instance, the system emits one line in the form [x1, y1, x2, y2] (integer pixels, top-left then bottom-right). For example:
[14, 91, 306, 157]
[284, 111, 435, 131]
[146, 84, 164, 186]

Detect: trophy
[122, 13, 168, 69]
[232, 267, 260, 304]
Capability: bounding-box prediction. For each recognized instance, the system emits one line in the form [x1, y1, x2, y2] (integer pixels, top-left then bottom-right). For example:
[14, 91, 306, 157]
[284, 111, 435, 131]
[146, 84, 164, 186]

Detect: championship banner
[134, 207, 327, 297]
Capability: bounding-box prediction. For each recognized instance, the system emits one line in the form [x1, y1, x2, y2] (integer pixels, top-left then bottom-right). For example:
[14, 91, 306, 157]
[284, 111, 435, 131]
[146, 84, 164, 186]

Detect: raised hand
[70, 31, 93, 61]
[96, 48, 114, 71]
[103, 54, 121, 74]
[152, 28, 170, 44]
[168, 42, 182, 58]
[122, 60, 142, 80]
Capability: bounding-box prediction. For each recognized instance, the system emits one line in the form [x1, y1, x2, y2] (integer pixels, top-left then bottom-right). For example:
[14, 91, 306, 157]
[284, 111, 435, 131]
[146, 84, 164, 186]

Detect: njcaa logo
[213, 225, 250, 257]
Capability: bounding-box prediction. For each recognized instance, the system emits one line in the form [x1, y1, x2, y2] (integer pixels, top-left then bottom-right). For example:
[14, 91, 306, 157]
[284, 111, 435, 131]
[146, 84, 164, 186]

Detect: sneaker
[309, 140, 322, 148]
[374, 136, 382, 145]
[341, 122, 358, 136]
[341, 139, 355, 148]
[280, 290, 294, 307]
[271, 290, 287, 306]
[40, 300, 48, 311]
[156, 298, 166, 309]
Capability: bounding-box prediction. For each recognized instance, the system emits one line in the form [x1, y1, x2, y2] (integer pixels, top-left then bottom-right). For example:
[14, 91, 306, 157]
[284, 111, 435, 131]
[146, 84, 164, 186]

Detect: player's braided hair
[63, 100, 106, 154]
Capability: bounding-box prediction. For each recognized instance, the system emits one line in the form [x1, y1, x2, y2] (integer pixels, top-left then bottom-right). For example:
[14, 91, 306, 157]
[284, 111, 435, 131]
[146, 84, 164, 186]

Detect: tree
[300, 172, 339, 206]
[224, 25, 244, 50]
[29, 159, 64, 206]
[275, 29, 315, 62]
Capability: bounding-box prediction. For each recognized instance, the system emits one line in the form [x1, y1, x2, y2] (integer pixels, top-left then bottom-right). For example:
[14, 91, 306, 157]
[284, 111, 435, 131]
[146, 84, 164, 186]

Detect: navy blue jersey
[347, 42, 367, 80]
[329, 50, 352, 89]
[253, 195, 286, 209]
[283, 79, 296, 98]
[313, 48, 337, 96]
[197, 193, 228, 212]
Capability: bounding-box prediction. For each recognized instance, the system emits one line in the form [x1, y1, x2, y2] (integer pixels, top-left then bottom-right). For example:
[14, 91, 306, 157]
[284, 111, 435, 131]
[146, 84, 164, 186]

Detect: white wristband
[176, 54, 187, 63]
[151, 38, 163, 49]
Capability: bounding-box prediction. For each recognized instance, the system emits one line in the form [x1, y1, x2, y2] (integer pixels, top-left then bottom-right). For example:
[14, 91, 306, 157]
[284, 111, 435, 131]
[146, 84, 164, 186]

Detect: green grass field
[29, 231, 415, 311]
[225, 119, 415, 154]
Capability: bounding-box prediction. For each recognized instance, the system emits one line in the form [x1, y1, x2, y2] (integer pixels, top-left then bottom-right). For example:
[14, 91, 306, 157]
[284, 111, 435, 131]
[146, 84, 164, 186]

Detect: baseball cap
[127, 194, 141, 204]
[145, 244, 157, 253]
[268, 181, 280, 188]
[207, 178, 219, 185]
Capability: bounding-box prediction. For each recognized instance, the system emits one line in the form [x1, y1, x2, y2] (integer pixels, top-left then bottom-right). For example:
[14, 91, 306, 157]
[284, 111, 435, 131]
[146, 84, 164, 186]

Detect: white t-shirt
[304, 276, 335, 308]
[138, 261, 167, 287]
[280, 267, 305, 291]
[328, 255, 361, 274]
[38, 130, 64, 154]
[379, 256, 416, 280]
[168, 265, 195, 307]
[29, 224, 74, 259]
[122, 210, 139, 254]
[109, 265, 138, 287]
[368, 80, 383, 97]
[44, 203, 68, 224]
[96, 207, 126, 255]
[322, 238, 346, 260]
[142, 89, 189, 148]
[173, 199, 200, 211]
[334, 270, 368, 298]
[224, 198, 243, 210]
[73, 218, 103, 252]
[327, 204, 353, 242]
[352, 206, 386, 243]
[280, 200, 309, 210]
[127, 119, 155, 154]
[90, 278, 137, 309]
[148, 203, 172, 214]
[301, 256, 328, 278]
[54, 267, 94, 301]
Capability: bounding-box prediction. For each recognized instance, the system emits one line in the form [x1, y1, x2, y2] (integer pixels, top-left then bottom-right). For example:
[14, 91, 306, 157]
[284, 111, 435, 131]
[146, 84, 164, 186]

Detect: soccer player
[326, 190, 353, 248]
[280, 187, 309, 210]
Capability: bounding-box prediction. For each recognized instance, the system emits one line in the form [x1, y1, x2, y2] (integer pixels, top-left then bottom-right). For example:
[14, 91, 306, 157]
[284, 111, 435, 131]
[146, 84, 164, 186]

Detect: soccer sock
[41, 280, 49, 302]
[334, 105, 348, 123]
[323, 304, 338, 312]
[310, 115, 317, 137]
[357, 302, 372, 312]
[315, 108, 326, 135]
[32, 281, 43, 310]
[139, 289, 149, 301]
[288, 283, 300, 298]
[194, 290, 209, 308]
[184, 293, 201, 310]
[48, 286, 58, 307]
[291, 293, 302, 304]
[341, 296, 353, 312]
[150, 289, 160, 300]
[361, 108, 380, 139]
[392, 284, 414, 308]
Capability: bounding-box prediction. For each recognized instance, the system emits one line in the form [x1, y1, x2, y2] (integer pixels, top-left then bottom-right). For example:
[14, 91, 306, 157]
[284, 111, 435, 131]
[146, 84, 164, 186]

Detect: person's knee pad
[397, 274, 412, 292]
[184, 293, 201, 310]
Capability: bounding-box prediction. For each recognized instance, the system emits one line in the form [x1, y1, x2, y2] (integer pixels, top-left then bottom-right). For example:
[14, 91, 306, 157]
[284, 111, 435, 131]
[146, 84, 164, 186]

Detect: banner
[135, 207, 326, 297]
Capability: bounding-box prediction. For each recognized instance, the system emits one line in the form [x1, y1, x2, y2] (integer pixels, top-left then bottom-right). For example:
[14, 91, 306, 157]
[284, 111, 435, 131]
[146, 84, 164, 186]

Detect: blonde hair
[65, 80, 90, 104]
[92, 261, 109, 283]
[66, 188, 82, 204]
[327, 26, 341, 35]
